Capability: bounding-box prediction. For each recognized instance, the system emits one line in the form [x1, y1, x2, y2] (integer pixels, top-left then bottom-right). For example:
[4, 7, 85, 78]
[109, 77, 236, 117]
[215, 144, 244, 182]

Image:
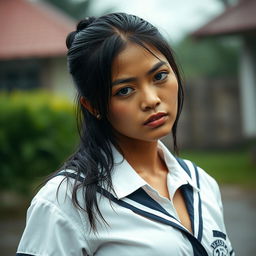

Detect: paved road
[1, 186, 255, 255]
[220, 186, 256, 256]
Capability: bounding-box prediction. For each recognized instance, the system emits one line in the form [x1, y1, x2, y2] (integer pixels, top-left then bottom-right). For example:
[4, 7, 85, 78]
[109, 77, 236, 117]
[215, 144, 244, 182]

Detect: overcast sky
[90, 0, 225, 42]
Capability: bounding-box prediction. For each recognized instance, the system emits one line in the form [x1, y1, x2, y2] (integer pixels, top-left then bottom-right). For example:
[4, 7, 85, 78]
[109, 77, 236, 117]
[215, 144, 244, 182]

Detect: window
[0, 59, 40, 91]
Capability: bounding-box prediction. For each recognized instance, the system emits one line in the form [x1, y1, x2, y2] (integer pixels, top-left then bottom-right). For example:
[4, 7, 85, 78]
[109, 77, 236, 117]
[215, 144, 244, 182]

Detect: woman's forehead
[112, 43, 168, 78]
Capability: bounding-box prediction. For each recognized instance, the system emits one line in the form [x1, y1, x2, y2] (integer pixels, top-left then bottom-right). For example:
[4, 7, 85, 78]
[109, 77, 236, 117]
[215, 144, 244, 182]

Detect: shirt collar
[109, 141, 199, 200]
[110, 145, 147, 199]
[157, 141, 200, 192]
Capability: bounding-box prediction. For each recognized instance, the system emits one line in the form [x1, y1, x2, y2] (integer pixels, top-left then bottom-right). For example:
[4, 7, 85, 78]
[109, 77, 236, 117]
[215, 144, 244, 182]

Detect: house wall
[0, 57, 76, 102]
[41, 57, 75, 101]
[0, 59, 41, 91]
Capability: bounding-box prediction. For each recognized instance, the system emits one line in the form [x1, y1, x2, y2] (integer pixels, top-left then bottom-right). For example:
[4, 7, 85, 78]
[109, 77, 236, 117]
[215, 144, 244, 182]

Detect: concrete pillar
[239, 37, 256, 138]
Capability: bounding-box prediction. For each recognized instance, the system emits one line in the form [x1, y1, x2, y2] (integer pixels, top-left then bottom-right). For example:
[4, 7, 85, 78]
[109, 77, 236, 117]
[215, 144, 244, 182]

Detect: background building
[0, 0, 76, 99]
[192, 0, 256, 141]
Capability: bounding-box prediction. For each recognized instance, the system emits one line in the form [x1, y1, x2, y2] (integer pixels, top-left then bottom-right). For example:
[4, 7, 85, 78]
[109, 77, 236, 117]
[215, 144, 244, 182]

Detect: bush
[0, 91, 78, 195]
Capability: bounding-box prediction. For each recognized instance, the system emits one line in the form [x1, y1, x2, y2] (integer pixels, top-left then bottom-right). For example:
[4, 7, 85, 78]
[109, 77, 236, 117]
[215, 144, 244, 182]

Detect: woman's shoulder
[33, 173, 73, 205]
[17, 172, 91, 255]
[29, 170, 88, 226]
[27, 170, 90, 238]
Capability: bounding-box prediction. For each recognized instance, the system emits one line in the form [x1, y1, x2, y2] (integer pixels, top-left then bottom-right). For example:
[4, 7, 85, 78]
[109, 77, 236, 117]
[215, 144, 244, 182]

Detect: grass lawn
[180, 149, 256, 188]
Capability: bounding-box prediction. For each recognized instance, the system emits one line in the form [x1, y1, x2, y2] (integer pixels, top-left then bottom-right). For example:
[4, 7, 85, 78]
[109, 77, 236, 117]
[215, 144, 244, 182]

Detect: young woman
[17, 13, 234, 256]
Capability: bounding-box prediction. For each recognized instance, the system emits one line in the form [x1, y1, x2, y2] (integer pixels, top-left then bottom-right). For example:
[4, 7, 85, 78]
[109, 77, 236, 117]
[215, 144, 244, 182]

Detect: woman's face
[108, 42, 178, 144]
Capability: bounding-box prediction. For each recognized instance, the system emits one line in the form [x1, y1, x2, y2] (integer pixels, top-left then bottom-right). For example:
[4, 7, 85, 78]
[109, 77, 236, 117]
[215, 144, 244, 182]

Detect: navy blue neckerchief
[55, 158, 208, 256]
[175, 157, 203, 242]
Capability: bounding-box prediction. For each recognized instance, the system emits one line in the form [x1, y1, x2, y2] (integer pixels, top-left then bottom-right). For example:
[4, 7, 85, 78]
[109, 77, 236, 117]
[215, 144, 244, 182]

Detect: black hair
[60, 12, 184, 231]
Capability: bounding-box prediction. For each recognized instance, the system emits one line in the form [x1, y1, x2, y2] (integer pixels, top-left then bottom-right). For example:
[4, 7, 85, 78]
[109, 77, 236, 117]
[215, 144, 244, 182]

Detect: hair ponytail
[66, 17, 97, 49]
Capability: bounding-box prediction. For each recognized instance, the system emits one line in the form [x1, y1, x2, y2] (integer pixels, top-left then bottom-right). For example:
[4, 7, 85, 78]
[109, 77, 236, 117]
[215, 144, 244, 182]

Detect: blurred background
[0, 0, 255, 255]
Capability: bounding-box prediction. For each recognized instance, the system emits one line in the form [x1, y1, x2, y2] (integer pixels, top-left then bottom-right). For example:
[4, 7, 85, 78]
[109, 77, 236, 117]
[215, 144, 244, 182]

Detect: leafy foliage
[0, 91, 78, 195]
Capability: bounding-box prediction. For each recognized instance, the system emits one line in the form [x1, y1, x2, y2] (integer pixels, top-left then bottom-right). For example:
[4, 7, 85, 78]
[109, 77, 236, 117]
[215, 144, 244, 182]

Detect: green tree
[173, 36, 240, 79]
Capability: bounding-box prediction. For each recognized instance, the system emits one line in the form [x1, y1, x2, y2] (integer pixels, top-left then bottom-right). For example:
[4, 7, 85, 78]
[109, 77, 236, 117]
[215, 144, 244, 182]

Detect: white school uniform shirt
[17, 141, 234, 256]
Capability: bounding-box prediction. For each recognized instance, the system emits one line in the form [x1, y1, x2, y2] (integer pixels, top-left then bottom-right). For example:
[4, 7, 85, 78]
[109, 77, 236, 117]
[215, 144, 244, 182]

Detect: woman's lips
[144, 113, 168, 128]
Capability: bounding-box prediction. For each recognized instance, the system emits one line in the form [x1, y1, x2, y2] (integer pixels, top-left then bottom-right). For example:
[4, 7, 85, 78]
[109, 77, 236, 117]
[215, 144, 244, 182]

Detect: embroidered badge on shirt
[211, 230, 228, 256]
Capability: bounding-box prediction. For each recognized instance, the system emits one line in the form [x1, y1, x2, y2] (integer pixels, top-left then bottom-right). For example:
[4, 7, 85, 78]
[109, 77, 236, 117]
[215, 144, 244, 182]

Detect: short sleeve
[16, 194, 90, 256]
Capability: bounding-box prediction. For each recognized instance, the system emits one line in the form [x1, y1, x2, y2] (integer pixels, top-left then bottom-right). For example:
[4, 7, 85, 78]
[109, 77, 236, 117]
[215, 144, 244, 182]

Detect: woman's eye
[154, 71, 168, 81]
[115, 87, 134, 96]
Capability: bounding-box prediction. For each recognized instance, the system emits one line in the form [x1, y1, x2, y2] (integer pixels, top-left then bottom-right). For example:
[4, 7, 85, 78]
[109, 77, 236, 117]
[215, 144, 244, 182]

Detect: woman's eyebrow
[112, 77, 136, 87]
[112, 60, 168, 87]
[147, 60, 167, 75]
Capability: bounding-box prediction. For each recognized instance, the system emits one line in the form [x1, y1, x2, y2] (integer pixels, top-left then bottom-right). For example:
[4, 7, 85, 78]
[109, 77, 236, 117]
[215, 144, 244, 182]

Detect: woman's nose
[140, 87, 161, 111]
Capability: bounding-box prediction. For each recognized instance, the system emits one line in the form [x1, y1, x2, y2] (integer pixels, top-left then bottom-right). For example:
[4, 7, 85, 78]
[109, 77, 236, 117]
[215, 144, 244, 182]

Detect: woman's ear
[80, 96, 94, 114]
[80, 96, 101, 119]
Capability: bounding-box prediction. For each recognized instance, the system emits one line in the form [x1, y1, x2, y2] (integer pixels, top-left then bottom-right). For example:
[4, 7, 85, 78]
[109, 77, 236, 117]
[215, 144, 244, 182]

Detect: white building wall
[240, 38, 256, 138]
[47, 56, 76, 101]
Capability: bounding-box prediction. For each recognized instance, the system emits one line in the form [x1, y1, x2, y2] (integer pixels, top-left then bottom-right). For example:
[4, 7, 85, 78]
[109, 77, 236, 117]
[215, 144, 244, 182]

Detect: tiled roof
[192, 0, 256, 37]
[0, 0, 76, 60]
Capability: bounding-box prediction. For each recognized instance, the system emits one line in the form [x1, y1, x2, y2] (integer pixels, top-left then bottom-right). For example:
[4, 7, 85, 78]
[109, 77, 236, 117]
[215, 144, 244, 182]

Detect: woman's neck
[117, 138, 166, 177]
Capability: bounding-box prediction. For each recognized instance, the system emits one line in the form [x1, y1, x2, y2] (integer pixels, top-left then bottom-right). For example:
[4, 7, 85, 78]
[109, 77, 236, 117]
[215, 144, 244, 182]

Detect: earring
[96, 113, 101, 120]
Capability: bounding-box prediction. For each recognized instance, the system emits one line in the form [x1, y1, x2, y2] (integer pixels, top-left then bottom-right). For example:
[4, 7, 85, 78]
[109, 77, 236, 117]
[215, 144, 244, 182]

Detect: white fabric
[17, 141, 234, 256]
